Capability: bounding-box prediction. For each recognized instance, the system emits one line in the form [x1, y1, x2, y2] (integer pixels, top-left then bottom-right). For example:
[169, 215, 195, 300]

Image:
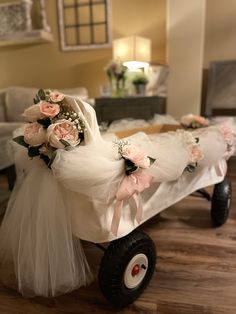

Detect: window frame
[57, 0, 112, 51]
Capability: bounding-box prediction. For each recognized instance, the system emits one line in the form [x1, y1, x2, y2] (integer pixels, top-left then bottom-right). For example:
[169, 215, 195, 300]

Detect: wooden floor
[0, 158, 236, 314]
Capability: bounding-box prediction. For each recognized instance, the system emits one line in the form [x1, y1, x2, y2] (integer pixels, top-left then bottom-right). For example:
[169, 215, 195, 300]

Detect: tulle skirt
[0, 157, 93, 297]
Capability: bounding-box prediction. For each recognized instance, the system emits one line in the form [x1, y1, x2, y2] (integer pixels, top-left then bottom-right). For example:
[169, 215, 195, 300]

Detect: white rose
[24, 122, 47, 147]
[22, 104, 44, 122]
[46, 119, 79, 149]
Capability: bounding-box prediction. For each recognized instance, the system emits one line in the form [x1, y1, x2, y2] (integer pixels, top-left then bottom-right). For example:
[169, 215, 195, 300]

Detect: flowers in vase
[13, 89, 85, 168]
[104, 60, 128, 97]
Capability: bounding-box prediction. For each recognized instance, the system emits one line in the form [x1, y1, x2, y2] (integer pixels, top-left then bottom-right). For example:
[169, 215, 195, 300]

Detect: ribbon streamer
[111, 170, 153, 236]
[214, 159, 227, 177]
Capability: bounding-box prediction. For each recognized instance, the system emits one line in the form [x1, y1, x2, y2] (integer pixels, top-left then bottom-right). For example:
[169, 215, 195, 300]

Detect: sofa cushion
[0, 135, 14, 170]
[0, 90, 7, 122]
[5, 87, 38, 122]
[0, 122, 25, 169]
[5, 86, 89, 122]
[0, 122, 24, 137]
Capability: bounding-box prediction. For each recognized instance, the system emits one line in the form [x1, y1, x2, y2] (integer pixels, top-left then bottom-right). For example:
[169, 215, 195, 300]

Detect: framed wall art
[0, 0, 32, 36]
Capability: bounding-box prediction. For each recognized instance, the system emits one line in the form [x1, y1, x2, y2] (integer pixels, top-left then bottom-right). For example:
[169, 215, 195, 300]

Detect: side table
[94, 96, 166, 124]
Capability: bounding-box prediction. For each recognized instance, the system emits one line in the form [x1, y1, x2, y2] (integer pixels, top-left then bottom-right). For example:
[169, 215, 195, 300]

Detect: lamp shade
[112, 36, 151, 69]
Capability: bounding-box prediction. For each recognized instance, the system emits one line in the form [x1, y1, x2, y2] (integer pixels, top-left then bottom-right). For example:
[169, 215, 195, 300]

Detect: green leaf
[12, 135, 29, 148]
[79, 132, 84, 142]
[185, 163, 197, 173]
[124, 158, 137, 175]
[40, 154, 50, 167]
[47, 151, 57, 169]
[28, 146, 40, 158]
[37, 118, 51, 128]
[38, 89, 46, 100]
[33, 94, 40, 104]
[148, 157, 156, 166]
[59, 139, 71, 147]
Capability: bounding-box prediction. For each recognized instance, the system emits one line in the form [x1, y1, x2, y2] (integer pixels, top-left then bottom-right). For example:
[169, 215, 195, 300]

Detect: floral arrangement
[185, 137, 204, 172]
[104, 60, 128, 97]
[111, 140, 156, 235]
[221, 124, 236, 159]
[180, 114, 209, 128]
[105, 60, 128, 83]
[13, 89, 85, 168]
[116, 140, 155, 175]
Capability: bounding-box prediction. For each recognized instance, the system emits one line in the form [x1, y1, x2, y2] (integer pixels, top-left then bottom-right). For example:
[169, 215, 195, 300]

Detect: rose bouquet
[13, 89, 85, 168]
[180, 114, 209, 128]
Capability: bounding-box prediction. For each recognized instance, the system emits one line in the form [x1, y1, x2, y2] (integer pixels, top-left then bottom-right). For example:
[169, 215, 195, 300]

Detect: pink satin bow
[215, 161, 227, 177]
[111, 170, 153, 236]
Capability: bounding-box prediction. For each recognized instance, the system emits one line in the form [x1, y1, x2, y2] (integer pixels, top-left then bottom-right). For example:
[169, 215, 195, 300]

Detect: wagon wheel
[211, 179, 231, 227]
[98, 230, 157, 308]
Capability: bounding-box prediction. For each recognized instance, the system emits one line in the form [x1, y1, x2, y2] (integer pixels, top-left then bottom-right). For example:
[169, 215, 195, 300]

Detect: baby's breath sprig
[114, 139, 130, 157]
[52, 102, 86, 132]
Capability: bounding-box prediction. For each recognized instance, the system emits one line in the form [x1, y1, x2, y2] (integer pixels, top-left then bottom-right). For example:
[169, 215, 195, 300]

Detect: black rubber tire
[98, 230, 157, 308]
[211, 179, 231, 227]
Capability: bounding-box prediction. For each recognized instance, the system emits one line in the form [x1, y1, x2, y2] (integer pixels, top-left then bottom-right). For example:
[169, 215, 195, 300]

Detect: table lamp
[112, 36, 151, 70]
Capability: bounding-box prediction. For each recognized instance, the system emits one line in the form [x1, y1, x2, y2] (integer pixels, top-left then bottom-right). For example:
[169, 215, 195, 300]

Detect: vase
[109, 79, 126, 98]
[135, 84, 146, 96]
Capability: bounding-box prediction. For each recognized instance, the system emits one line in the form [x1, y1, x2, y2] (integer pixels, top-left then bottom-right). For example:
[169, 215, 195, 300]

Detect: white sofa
[0, 86, 88, 189]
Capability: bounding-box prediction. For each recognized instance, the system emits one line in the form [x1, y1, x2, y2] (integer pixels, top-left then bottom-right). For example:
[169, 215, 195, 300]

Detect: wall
[204, 0, 236, 68]
[201, 0, 236, 114]
[0, 0, 166, 97]
[166, 0, 206, 118]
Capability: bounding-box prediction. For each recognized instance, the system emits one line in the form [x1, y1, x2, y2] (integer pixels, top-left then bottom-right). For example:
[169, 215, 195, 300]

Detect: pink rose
[40, 102, 60, 118]
[221, 124, 234, 144]
[46, 119, 79, 149]
[181, 114, 209, 127]
[122, 145, 150, 168]
[50, 91, 65, 103]
[192, 115, 209, 126]
[190, 144, 204, 163]
[24, 122, 46, 147]
[22, 104, 44, 122]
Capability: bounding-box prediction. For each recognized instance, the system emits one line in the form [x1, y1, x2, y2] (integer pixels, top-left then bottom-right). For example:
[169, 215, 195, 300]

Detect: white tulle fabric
[0, 158, 92, 297]
[0, 97, 98, 297]
[0, 96, 234, 298]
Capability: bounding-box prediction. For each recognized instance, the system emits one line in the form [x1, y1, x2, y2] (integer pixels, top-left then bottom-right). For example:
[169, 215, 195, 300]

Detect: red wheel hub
[131, 264, 140, 276]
